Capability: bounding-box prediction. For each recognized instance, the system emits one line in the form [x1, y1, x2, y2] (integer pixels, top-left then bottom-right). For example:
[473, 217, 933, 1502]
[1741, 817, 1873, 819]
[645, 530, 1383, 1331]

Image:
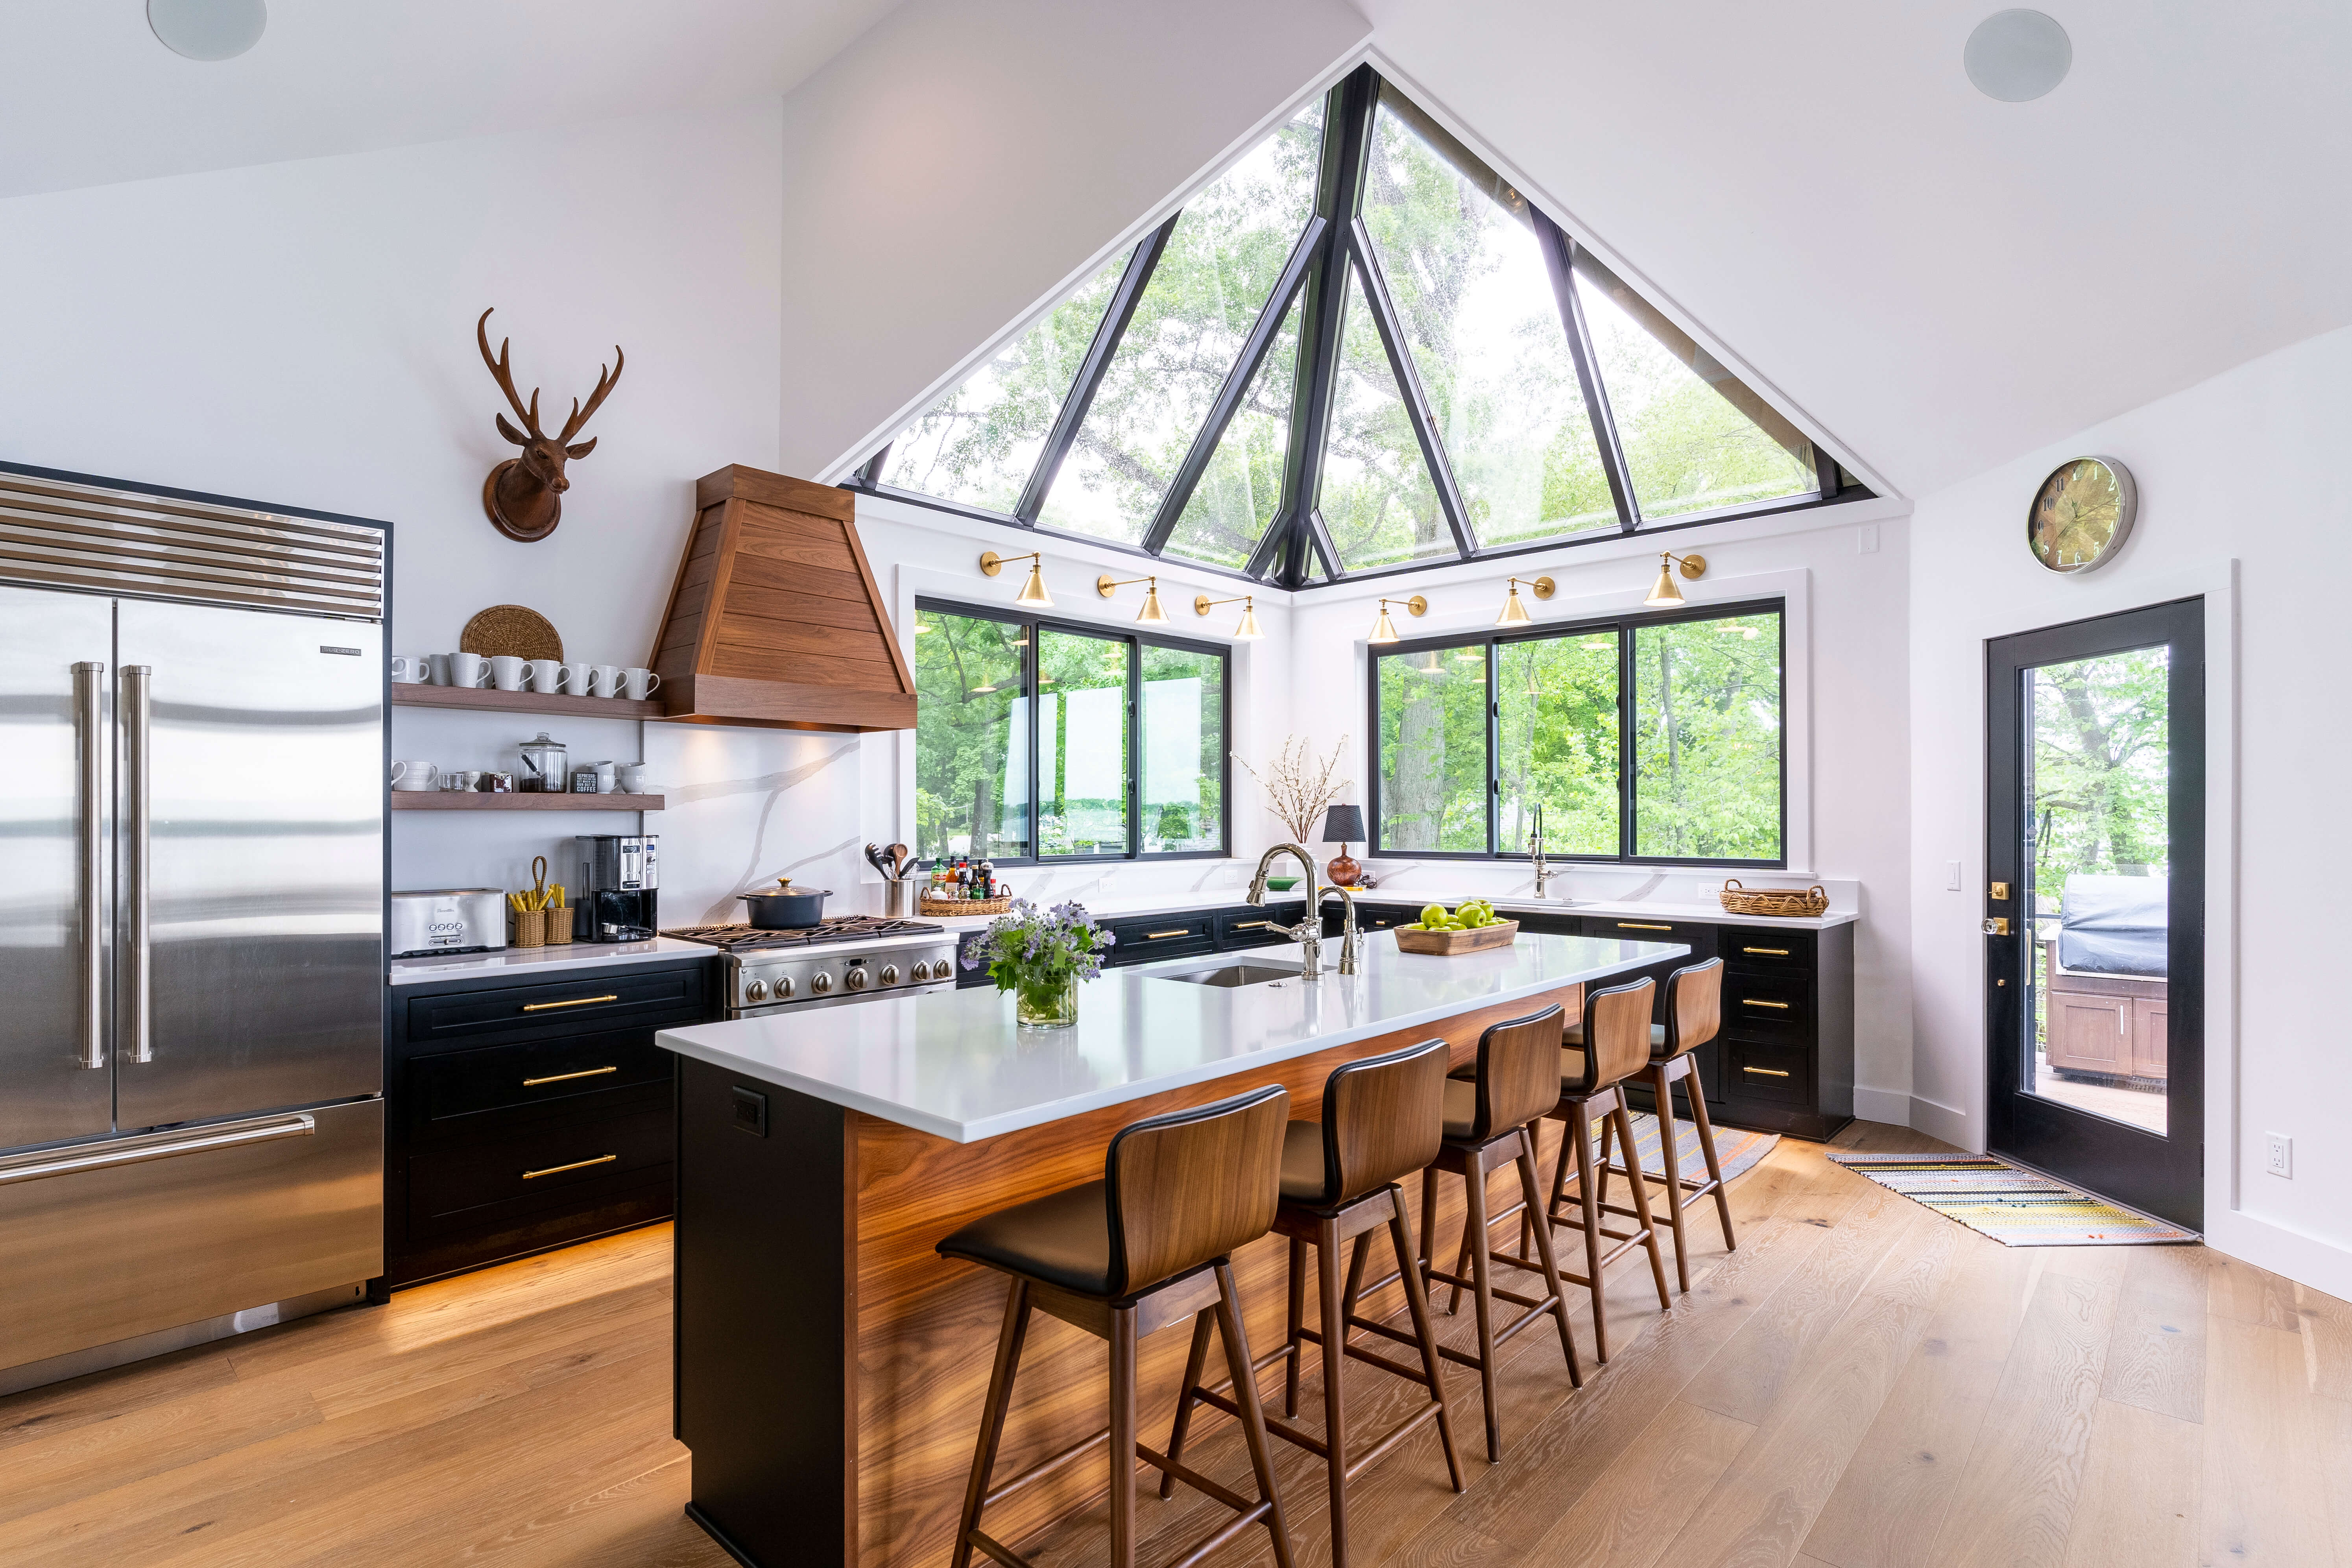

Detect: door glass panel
[912, 610, 1031, 860]
[1037, 630, 1131, 855]
[1497, 632, 1620, 856]
[2022, 646, 2169, 1134]
[1373, 644, 1486, 851]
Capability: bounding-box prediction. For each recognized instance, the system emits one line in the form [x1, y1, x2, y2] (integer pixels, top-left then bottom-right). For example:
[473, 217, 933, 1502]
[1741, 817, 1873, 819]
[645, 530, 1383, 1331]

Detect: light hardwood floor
[4, 1121, 2348, 1568]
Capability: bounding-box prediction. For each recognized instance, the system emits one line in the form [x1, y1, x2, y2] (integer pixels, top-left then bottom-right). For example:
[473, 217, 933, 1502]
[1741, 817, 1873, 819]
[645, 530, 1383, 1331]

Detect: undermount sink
[1150, 960, 1305, 989]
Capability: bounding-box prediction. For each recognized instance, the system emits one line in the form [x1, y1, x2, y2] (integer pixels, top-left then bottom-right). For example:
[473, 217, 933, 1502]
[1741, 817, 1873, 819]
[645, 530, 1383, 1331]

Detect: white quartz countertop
[655, 930, 1686, 1143]
[922, 894, 1307, 931]
[389, 936, 715, 986]
[923, 890, 1851, 932]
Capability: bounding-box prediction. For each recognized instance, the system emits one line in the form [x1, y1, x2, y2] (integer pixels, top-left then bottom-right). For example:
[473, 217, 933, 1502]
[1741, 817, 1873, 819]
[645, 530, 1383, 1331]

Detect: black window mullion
[1812, 443, 1841, 499]
[1243, 502, 1298, 581]
[1350, 228, 1475, 559]
[1126, 636, 1142, 857]
[1028, 614, 1043, 860]
[1618, 617, 1638, 859]
[1141, 215, 1326, 555]
[851, 443, 891, 489]
[1014, 218, 1178, 523]
[1485, 638, 1500, 854]
[1303, 509, 1341, 582]
[1535, 215, 1639, 533]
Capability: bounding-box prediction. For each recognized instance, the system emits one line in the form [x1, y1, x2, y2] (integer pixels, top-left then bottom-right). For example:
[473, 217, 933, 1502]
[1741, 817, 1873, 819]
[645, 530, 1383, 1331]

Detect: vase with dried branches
[1233, 734, 1350, 851]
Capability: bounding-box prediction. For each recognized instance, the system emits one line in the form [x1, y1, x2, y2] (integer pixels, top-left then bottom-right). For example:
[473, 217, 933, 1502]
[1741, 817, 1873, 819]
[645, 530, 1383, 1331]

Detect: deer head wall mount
[476, 307, 625, 542]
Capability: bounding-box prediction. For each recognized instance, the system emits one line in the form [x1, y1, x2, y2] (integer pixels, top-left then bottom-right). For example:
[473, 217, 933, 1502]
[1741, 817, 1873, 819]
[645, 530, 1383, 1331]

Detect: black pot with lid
[739, 878, 831, 929]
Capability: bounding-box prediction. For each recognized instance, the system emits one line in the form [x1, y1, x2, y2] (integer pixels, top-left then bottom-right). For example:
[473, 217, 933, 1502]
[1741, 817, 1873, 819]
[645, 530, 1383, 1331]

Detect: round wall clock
[2028, 455, 2137, 573]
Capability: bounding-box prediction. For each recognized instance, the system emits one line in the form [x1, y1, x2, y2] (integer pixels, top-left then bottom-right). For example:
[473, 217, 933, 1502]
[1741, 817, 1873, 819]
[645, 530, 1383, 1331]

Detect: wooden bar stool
[1416, 1005, 1584, 1462]
[936, 1084, 1296, 1568]
[1161, 1040, 1464, 1568]
[1534, 977, 1670, 1363]
[1594, 958, 1737, 1291]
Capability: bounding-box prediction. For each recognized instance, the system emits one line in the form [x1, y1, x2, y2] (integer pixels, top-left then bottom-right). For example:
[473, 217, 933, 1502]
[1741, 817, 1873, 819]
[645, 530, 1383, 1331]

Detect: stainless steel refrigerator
[0, 463, 387, 1396]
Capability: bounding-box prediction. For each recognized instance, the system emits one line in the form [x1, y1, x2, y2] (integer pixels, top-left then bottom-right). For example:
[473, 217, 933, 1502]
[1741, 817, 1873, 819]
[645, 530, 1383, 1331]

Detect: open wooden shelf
[392, 685, 666, 721]
[391, 791, 665, 811]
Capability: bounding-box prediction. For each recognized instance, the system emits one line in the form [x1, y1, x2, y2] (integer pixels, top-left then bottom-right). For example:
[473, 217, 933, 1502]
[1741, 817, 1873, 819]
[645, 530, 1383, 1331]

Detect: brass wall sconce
[1643, 551, 1707, 607]
[1194, 593, 1262, 640]
[1368, 594, 1427, 644]
[979, 550, 1052, 606]
[1097, 573, 1168, 624]
[1494, 574, 1554, 626]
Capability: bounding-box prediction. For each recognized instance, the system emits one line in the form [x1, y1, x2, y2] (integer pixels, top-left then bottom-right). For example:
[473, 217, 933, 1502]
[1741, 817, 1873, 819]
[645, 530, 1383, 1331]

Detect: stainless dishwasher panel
[0, 1097, 383, 1374]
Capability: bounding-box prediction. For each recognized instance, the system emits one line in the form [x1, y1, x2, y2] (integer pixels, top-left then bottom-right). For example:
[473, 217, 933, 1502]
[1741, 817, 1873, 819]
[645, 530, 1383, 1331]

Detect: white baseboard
[1852, 1086, 1911, 1126]
[2206, 1208, 2352, 1304]
[1905, 1093, 1975, 1151]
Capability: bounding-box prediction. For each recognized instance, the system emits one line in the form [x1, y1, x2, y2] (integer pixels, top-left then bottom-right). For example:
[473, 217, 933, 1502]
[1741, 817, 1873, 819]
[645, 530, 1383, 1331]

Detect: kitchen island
[655, 928, 1686, 1568]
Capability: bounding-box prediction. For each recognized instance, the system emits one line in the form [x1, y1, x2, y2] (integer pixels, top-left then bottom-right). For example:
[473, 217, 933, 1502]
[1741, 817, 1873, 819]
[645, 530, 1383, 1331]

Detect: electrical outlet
[1946, 860, 1962, 891]
[2266, 1134, 2293, 1178]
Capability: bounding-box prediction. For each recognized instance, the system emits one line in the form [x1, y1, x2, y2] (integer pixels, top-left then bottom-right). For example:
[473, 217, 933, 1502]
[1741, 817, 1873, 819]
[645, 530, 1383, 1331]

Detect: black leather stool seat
[1278, 1120, 1340, 1208]
[1562, 1019, 1669, 1058]
[936, 1180, 1116, 1298]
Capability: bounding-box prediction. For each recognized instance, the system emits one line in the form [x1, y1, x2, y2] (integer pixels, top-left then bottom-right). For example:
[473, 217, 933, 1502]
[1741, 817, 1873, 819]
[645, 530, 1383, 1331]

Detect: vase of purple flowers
[962, 899, 1113, 1028]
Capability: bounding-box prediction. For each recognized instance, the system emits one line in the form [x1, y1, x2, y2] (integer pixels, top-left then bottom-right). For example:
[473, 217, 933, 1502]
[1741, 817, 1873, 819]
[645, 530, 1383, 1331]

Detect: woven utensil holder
[1718, 879, 1830, 918]
[922, 896, 1010, 917]
[511, 907, 546, 948]
[543, 909, 572, 945]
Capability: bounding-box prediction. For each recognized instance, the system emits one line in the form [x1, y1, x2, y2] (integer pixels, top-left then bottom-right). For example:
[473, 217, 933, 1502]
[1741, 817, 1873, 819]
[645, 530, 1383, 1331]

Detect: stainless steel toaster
[390, 888, 508, 957]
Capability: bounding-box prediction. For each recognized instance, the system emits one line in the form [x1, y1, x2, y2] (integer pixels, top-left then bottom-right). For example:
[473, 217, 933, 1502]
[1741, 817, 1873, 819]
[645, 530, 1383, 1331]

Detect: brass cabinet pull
[1616, 921, 1673, 931]
[1743, 946, 1790, 956]
[1742, 1066, 1791, 1078]
[1144, 929, 1191, 940]
[521, 1154, 618, 1180]
[1743, 999, 1791, 1010]
[521, 994, 619, 1012]
[522, 1066, 619, 1087]
[1233, 920, 1269, 930]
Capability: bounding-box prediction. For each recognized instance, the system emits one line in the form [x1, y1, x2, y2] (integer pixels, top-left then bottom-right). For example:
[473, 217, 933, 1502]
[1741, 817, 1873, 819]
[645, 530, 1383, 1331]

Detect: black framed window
[1369, 599, 1785, 866]
[849, 66, 1870, 592]
[913, 599, 1229, 864]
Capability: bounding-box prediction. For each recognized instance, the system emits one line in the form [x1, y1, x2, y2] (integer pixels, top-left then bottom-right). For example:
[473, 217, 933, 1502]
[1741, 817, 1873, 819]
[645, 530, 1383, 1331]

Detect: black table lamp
[1321, 803, 1365, 887]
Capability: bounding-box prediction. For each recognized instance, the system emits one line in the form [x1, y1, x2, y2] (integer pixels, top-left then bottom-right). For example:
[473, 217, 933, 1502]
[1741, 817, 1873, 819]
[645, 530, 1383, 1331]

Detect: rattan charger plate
[461, 605, 563, 663]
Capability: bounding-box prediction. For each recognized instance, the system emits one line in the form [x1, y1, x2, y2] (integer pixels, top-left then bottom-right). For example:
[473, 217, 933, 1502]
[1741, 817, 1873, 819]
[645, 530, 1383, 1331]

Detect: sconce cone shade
[1136, 583, 1167, 623]
[1370, 606, 1399, 643]
[1495, 586, 1532, 626]
[1233, 602, 1263, 639]
[1643, 560, 1684, 608]
[1017, 563, 1052, 606]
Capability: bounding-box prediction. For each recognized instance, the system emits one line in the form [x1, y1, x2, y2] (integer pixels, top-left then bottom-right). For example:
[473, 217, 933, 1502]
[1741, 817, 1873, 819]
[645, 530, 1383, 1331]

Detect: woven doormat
[1606, 1111, 1779, 1186]
[1827, 1152, 2198, 1246]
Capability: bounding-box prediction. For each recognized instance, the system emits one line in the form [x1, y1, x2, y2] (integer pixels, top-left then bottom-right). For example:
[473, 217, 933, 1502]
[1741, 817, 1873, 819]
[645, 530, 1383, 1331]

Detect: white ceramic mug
[448, 652, 492, 689]
[593, 760, 618, 793]
[526, 659, 566, 694]
[623, 667, 662, 701]
[427, 653, 453, 686]
[489, 655, 528, 692]
[589, 664, 626, 699]
[615, 763, 649, 794]
[390, 654, 431, 684]
[561, 660, 595, 697]
[390, 760, 439, 791]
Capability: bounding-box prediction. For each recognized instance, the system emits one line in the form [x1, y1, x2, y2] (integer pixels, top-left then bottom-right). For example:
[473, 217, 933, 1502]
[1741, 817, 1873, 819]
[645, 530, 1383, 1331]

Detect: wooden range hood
[648, 465, 915, 732]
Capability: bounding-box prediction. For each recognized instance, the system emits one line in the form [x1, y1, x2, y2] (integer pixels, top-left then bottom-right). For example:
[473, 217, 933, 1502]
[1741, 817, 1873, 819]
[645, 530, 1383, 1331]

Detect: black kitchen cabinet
[954, 900, 1311, 984]
[380, 955, 717, 1291]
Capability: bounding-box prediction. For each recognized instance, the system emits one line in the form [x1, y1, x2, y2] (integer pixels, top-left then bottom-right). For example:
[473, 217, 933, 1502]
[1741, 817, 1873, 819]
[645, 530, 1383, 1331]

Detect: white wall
[1289, 503, 1916, 1117]
[1909, 323, 2352, 1298]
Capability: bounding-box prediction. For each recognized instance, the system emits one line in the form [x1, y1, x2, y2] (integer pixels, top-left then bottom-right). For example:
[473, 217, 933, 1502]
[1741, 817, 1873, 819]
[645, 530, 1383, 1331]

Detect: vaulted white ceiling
[1366, 0, 2352, 497]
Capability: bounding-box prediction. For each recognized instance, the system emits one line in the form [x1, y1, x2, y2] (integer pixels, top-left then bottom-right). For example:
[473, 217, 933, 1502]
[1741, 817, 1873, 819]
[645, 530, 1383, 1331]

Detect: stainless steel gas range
[664, 918, 960, 1019]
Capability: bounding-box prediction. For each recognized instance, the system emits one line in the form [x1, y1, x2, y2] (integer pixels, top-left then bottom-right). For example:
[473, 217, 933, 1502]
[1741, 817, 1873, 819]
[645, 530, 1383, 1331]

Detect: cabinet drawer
[407, 1104, 671, 1236]
[410, 1031, 674, 1127]
[1727, 1041, 1808, 1105]
[404, 966, 709, 1045]
[1351, 905, 1418, 933]
[1590, 917, 1715, 953]
[1724, 970, 1812, 1027]
[1217, 906, 1302, 947]
[1721, 927, 1815, 971]
[1106, 914, 1216, 964]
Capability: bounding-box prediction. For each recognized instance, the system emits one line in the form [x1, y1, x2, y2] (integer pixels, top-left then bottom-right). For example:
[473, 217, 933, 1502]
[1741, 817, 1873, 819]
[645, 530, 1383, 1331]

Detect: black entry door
[1986, 598, 2203, 1230]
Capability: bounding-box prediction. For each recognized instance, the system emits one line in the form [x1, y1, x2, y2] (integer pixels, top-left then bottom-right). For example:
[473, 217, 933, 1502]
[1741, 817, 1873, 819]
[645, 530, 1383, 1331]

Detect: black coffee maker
[575, 834, 659, 942]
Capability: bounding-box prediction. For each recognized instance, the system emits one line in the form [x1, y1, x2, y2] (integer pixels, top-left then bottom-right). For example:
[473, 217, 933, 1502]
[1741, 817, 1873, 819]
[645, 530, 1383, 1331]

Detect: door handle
[1981, 917, 2010, 936]
[0, 1112, 313, 1187]
[521, 994, 619, 1012]
[73, 662, 105, 1071]
[122, 665, 153, 1064]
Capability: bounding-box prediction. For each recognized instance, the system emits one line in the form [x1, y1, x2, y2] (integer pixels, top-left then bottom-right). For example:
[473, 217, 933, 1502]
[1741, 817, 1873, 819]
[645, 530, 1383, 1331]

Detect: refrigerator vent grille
[0, 472, 383, 620]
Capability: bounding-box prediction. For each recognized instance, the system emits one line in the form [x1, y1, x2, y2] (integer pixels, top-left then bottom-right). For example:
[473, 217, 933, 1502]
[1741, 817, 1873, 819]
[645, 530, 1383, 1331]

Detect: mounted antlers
[476, 307, 625, 542]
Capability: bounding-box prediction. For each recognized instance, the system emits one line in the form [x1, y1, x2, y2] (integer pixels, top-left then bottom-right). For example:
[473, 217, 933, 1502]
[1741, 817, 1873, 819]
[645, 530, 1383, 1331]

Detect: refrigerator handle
[122, 665, 153, 1065]
[73, 661, 106, 1071]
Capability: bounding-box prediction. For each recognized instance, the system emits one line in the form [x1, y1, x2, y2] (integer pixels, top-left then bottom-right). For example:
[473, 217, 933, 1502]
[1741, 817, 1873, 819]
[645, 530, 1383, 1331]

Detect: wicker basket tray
[1719, 879, 1829, 918]
[922, 896, 1010, 918]
[1392, 919, 1518, 955]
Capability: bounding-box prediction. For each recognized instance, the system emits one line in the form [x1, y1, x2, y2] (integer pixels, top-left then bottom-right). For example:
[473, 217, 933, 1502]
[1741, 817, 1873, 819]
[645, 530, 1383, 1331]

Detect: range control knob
[879, 964, 900, 986]
[845, 966, 869, 992]
[774, 975, 794, 999]
[811, 971, 833, 994]
[906, 960, 928, 981]
[744, 979, 768, 1002]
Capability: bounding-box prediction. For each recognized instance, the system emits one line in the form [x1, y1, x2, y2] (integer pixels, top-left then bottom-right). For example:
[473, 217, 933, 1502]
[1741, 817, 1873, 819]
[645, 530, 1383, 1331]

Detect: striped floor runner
[1601, 1111, 1780, 1186]
[1827, 1151, 2198, 1245]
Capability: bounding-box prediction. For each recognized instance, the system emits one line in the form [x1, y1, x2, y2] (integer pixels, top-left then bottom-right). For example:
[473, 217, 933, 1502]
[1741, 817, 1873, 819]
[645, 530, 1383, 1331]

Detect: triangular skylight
[855, 65, 1863, 586]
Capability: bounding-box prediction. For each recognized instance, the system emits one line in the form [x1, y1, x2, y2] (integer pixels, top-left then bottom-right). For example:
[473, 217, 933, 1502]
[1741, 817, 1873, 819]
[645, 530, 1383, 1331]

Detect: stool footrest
[1135, 1441, 1257, 1515]
[980, 1426, 1110, 1509]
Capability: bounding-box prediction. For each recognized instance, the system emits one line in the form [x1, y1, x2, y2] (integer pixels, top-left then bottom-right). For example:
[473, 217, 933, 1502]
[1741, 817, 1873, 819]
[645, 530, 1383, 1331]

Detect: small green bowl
[1265, 876, 1301, 891]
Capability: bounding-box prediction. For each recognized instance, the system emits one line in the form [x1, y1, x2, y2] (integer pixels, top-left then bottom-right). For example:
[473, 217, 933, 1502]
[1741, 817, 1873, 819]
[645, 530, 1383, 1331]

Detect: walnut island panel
[655, 929, 1687, 1568]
